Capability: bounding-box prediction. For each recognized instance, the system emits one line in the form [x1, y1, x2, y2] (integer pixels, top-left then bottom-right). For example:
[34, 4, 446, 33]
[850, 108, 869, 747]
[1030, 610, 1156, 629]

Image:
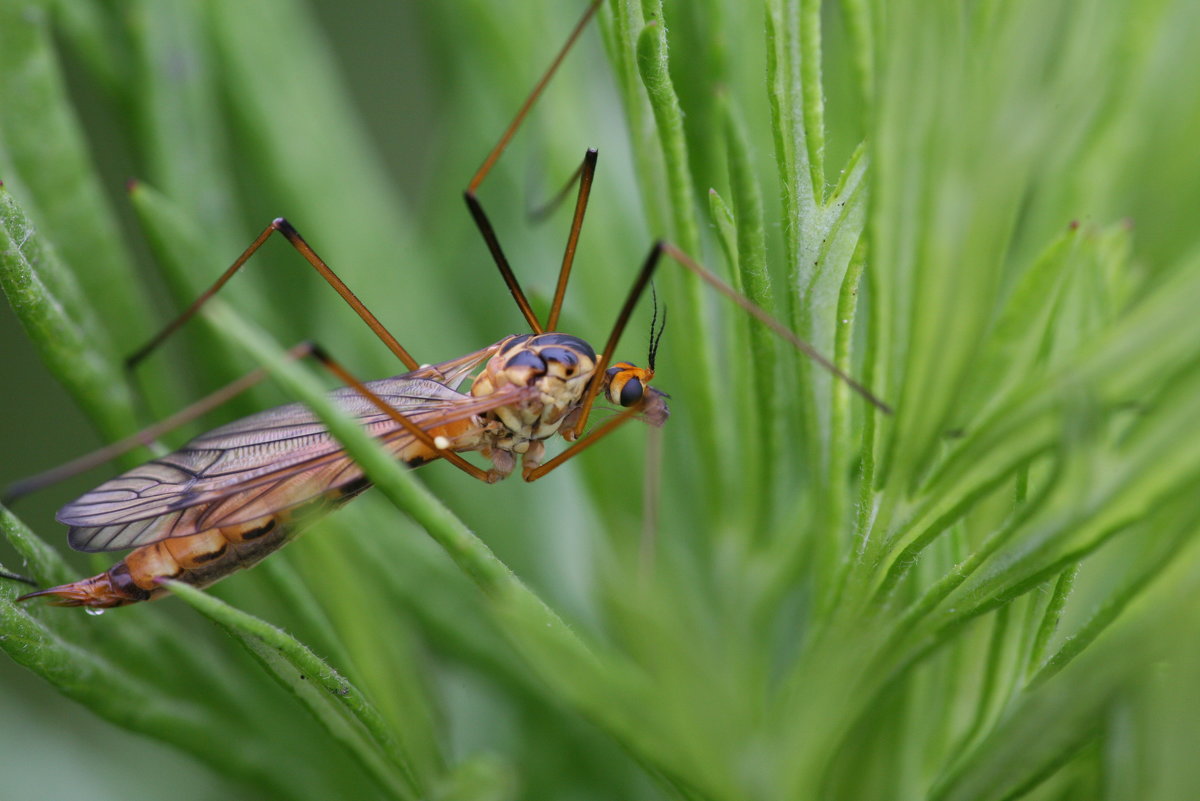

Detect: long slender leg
[640, 425, 663, 578]
[463, 0, 606, 334]
[5, 342, 495, 505]
[562, 241, 892, 445]
[0, 569, 37, 588]
[523, 403, 647, 481]
[545, 148, 598, 332]
[463, 194, 542, 334]
[4, 345, 319, 503]
[658, 243, 893, 414]
[564, 242, 667, 441]
[530, 241, 891, 477]
[527, 151, 588, 224]
[127, 218, 420, 371]
[307, 344, 498, 483]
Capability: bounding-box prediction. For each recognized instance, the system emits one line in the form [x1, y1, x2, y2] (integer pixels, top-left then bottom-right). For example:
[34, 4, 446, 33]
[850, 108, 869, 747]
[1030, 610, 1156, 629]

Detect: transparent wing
[60, 348, 518, 553]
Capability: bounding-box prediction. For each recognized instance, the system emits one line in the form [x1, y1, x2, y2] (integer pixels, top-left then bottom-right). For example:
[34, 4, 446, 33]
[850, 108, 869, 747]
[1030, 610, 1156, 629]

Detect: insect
[9, 0, 887, 609]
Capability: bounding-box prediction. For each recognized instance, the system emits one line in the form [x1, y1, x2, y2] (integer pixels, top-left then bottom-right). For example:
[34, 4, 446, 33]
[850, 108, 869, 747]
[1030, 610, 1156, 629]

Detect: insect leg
[522, 402, 648, 482]
[640, 424, 663, 578]
[463, 0, 606, 335]
[307, 345, 501, 483]
[561, 241, 892, 445]
[4, 342, 334, 503]
[463, 192, 541, 334]
[527, 148, 591, 224]
[4, 340, 496, 504]
[545, 148, 598, 332]
[563, 241, 666, 441]
[0, 568, 38, 588]
[657, 243, 893, 414]
[127, 218, 420, 371]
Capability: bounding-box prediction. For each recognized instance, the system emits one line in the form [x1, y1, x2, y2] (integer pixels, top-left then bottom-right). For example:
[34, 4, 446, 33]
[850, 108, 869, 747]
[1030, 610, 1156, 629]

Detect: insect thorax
[470, 333, 599, 452]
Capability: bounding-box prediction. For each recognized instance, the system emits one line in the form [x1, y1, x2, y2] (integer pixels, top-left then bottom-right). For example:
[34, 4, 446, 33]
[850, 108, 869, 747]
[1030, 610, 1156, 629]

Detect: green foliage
[2, 0, 1199, 798]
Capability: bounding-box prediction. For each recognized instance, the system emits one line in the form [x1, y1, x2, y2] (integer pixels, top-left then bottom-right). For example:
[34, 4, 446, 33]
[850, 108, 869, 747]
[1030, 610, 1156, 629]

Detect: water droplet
[85, 607, 105, 617]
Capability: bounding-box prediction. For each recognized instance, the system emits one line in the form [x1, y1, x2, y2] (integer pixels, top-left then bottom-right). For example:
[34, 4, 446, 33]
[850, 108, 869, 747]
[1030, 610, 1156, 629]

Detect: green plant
[2, 0, 1199, 799]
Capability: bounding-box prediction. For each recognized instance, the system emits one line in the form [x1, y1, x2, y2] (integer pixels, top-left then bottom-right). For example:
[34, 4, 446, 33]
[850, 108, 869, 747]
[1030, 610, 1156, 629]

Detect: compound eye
[619, 377, 644, 407]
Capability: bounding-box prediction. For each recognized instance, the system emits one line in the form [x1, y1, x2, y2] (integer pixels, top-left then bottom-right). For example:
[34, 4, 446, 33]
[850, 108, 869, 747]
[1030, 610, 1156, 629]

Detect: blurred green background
[3, 0, 1200, 799]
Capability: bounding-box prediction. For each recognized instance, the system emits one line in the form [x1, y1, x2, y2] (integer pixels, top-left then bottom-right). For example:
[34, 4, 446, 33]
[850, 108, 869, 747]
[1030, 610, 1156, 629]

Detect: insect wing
[61, 353, 524, 553]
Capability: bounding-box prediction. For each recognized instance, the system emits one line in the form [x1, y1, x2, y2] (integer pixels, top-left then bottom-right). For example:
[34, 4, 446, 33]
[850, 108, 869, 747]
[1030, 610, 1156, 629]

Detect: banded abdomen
[17, 370, 503, 609]
[19, 479, 371, 608]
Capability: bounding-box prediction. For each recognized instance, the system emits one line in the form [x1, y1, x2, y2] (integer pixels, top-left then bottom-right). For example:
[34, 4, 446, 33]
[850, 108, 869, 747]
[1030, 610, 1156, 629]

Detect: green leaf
[129, 0, 241, 240]
[0, 569, 304, 797]
[634, 14, 720, 492]
[168, 581, 424, 801]
[932, 534, 1200, 801]
[0, 187, 140, 441]
[0, 2, 149, 351]
[5, 0, 1200, 797]
[0, 505, 75, 590]
[798, 0, 826, 197]
[720, 94, 779, 528]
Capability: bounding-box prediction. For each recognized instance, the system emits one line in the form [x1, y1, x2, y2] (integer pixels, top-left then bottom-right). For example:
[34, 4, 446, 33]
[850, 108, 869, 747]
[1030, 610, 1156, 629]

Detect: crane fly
[9, 0, 889, 610]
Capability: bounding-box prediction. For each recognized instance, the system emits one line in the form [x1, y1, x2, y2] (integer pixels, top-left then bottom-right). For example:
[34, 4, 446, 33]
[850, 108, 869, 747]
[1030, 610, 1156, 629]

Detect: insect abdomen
[19, 515, 285, 608]
[20, 479, 371, 609]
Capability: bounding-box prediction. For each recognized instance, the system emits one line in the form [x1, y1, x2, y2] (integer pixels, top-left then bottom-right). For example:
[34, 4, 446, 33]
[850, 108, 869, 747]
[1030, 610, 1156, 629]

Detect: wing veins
[61, 383, 537, 546]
